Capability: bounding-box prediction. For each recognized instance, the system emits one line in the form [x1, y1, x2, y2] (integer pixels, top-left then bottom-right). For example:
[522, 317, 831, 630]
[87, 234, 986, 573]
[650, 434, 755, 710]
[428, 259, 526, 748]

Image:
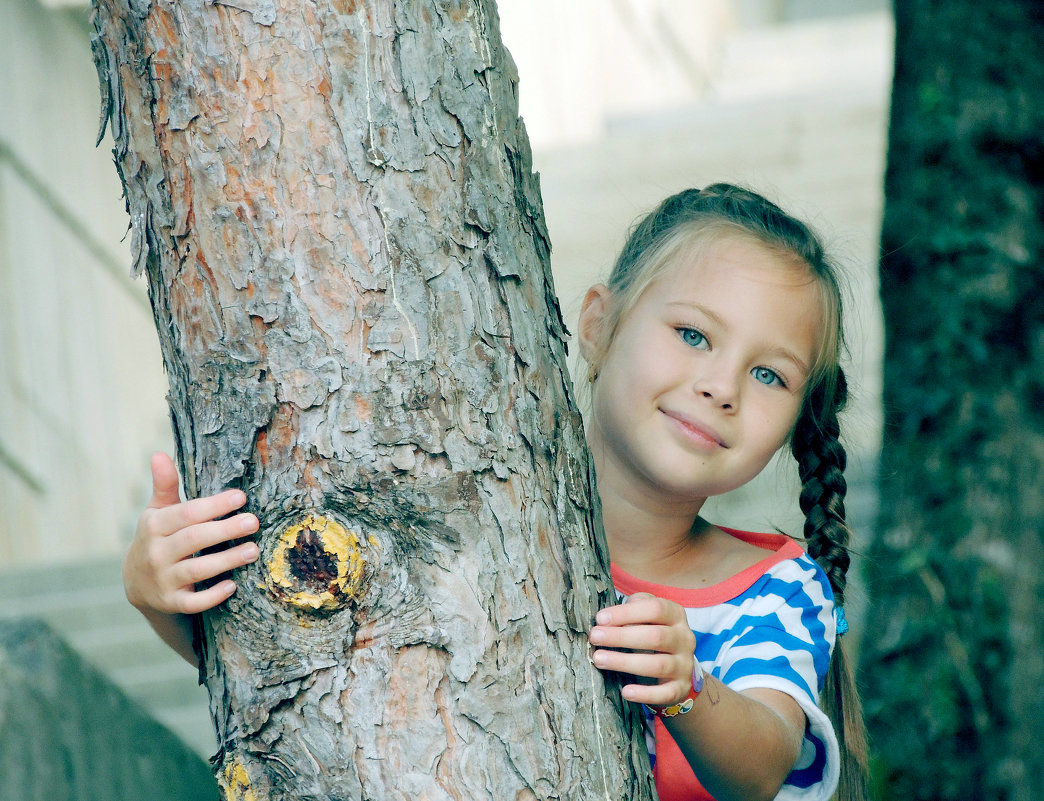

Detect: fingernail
[589, 628, 605, 645]
[592, 651, 607, 668]
[240, 515, 258, 533]
[596, 609, 610, 625]
[230, 490, 246, 505]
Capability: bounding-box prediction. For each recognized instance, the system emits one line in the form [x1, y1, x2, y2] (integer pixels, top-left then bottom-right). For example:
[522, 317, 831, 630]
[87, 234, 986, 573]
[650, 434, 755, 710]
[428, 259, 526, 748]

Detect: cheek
[590, 368, 631, 431]
[753, 402, 803, 455]
[602, 341, 660, 392]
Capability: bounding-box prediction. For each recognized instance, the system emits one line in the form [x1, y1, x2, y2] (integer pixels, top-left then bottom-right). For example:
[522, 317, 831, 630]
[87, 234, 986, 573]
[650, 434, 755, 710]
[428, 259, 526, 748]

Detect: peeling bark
[90, 1, 655, 799]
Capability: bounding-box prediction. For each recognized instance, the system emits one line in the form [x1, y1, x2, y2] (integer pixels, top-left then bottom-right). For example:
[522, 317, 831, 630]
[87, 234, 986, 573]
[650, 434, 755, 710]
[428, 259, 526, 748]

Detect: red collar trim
[609, 528, 804, 607]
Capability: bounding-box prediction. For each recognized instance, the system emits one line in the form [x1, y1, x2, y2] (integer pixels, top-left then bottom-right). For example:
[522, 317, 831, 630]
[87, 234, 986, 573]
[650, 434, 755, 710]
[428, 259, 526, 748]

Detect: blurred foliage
[863, 1, 1044, 799]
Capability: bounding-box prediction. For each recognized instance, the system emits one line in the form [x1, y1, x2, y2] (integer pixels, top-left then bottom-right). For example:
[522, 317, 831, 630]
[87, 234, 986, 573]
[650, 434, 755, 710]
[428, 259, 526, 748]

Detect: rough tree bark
[864, 3, 1044, 800]
[90, 2, 656, 799]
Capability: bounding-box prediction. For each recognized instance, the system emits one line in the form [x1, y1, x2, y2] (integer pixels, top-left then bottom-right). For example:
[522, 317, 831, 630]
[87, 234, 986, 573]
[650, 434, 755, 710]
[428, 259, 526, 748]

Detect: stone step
[0, 589, 137, 638]
[0, 555, 125, 600]
[109, 660, 207, 706]
[64, 622, 191, 669]
[0, 556, 215, 757]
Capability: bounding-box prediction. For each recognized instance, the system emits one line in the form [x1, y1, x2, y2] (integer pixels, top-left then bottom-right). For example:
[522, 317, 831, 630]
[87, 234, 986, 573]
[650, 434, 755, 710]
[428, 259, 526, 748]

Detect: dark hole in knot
[287, 527, 339, 591]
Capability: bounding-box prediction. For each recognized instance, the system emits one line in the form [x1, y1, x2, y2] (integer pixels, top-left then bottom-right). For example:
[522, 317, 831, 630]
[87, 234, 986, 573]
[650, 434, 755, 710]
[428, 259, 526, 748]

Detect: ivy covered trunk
[865, 2, 1044, 799]
[89, 1, 655, 799]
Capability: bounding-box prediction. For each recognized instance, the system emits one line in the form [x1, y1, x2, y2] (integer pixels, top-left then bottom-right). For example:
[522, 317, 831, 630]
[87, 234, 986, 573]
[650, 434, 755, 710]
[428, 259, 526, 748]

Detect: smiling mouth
[661, 410, 728, 449]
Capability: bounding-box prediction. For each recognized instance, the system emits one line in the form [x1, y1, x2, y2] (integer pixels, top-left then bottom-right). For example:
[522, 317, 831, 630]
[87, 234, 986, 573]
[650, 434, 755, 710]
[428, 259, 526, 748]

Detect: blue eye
[752, 367, 784, 387]
[677, 328, 708, 349]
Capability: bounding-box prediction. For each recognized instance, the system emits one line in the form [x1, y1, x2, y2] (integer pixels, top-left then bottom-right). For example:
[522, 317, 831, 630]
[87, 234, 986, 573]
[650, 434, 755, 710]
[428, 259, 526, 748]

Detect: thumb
[148, 452, 182, 509]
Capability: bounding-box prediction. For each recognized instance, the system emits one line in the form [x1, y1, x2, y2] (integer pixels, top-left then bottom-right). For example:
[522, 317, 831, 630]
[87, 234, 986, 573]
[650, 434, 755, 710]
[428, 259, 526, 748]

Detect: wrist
[648, 661, 705, 718]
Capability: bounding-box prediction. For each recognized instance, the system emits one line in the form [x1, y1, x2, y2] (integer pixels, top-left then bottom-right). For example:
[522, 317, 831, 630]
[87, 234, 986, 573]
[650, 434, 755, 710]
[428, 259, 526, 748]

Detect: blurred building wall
[0, 0, 171, 567]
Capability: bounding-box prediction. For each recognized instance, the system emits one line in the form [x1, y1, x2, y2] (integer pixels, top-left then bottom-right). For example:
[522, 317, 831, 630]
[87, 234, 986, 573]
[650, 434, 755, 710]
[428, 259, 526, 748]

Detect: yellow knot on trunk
[218, 758, 256, 801]
[266, 514, 367, 610]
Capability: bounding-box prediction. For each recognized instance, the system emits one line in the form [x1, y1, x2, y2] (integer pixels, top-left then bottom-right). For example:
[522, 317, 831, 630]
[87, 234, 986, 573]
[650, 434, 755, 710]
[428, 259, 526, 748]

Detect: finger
[620, 679, 694, 707]
[596, 595, 674, 627]
[172, 541, 260, 587]
[172, 580, 238, 615]
[150, 490, 252, 539]
[165, 520, 259, 563]
[626, 592, 657, 602]
[591, 646, 686, 681]
[590, 621, 683, 653]
[148, 452, 182, 509]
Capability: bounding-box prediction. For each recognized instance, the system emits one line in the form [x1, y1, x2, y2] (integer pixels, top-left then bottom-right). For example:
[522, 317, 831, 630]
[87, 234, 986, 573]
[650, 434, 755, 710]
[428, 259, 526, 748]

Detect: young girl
[575, 184, 867, 801]
[125, 184, 867, 801]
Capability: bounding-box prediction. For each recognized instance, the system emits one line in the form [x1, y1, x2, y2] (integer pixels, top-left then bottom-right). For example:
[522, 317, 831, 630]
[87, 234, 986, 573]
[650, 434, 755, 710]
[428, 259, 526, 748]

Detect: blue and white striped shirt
[611, 528, 840, 801]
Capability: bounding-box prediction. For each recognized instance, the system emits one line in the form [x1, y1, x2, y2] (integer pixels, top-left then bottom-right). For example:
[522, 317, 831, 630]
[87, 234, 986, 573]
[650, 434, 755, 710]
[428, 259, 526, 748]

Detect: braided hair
[590, 184, 869, 800]
[793, 370, 851, 602]
[791, 367, 868, 800]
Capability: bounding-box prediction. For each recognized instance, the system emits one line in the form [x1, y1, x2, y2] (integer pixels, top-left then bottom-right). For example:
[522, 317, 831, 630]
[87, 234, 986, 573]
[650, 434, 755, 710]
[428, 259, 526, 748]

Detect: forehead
[646, 233, 823, 351]
[652, 234, 819, 298]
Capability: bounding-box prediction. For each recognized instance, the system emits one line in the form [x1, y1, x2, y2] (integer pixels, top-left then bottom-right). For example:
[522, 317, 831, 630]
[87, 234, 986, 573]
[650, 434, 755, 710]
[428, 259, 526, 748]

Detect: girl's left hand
[589, 592, 698, 707]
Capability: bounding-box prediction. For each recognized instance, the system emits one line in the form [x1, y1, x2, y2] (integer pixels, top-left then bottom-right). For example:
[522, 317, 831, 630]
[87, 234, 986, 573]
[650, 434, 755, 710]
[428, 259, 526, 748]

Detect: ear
[577, 283, 611, 363]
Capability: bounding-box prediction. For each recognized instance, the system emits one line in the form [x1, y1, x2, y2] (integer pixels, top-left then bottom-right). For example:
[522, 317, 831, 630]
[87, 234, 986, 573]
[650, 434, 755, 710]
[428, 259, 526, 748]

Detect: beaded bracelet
[648, 663, 705, 718]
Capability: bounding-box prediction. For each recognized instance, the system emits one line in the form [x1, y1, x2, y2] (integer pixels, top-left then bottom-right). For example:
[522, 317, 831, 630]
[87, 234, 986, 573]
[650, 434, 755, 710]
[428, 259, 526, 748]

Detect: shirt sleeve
[710, 561, 840, 801]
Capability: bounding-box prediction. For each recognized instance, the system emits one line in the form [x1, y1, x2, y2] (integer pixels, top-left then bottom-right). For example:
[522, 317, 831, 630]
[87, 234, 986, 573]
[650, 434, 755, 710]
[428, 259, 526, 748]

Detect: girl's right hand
[589, 592, 698, 708]
[124, 452, 261, 617]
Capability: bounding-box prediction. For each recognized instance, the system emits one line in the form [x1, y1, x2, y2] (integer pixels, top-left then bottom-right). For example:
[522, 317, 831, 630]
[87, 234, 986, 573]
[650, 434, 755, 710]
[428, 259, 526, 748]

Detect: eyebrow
[666, 301, 727, 328]
[665, 300, 812, 376]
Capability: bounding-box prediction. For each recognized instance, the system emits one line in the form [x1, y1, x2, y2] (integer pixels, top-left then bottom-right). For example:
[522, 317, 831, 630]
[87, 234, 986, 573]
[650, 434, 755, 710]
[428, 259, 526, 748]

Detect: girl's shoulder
[718, 526, 822, 585]
[718, 527, 834, 609]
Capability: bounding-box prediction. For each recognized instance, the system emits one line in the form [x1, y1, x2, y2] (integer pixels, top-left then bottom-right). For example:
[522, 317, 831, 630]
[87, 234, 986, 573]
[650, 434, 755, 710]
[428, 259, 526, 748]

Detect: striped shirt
[611, 528, 840, 801]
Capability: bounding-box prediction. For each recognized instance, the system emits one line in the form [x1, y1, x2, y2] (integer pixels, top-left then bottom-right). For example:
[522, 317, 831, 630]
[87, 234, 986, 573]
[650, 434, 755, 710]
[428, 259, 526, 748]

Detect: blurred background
[4, 1, 1040, 799]
[1, 0, 890, 777]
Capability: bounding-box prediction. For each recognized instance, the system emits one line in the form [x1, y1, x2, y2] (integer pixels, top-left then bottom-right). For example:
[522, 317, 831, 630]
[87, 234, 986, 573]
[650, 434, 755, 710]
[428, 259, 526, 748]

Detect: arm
[589, 593, 805, 801]
[124, 452, 261, 664]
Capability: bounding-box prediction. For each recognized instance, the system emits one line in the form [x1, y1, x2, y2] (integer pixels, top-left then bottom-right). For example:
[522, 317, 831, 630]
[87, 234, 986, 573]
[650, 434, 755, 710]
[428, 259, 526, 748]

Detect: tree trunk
[865, 3, 1044, 799]
[89, 2, 655, 799]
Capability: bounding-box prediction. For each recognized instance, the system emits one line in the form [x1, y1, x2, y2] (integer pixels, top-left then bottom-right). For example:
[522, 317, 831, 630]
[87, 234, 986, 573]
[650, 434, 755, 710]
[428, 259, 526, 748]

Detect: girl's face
[579, 234, 822, 505]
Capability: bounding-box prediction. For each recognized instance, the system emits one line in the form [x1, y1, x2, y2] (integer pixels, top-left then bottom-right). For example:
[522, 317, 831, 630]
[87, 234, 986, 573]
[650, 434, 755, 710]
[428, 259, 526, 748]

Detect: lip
[661, 409, 728, 449]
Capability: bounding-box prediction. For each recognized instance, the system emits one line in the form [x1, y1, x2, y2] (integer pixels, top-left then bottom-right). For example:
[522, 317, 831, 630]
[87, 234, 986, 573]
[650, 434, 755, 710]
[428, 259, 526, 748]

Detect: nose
[693, 363, 740, 410]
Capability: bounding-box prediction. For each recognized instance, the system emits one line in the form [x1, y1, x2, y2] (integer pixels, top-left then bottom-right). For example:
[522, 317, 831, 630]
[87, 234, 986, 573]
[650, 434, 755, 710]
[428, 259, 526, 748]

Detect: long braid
[791, 369, 870, 801]
[794, 371, 851, 600]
